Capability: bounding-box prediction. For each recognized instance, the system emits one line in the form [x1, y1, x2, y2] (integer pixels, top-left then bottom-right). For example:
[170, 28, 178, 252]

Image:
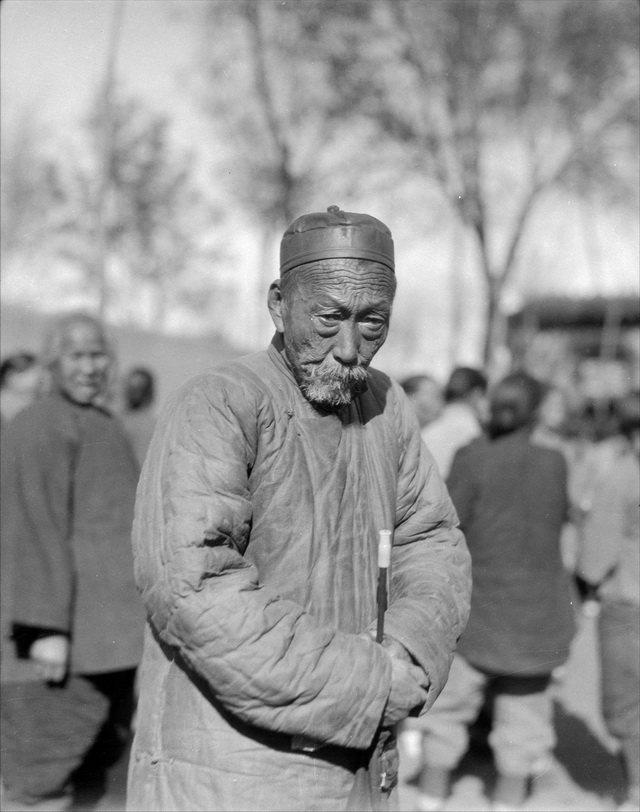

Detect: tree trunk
[482, 277, 502, 373]
[447, 217, 466, 368]
[95, 0, 125, 319]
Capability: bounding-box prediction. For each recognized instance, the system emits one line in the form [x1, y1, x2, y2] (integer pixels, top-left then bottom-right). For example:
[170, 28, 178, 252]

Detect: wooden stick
[376, 530, 392, 644]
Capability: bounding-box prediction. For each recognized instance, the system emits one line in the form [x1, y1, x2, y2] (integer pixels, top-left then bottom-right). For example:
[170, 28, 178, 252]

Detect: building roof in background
[508, 296, 640, 330]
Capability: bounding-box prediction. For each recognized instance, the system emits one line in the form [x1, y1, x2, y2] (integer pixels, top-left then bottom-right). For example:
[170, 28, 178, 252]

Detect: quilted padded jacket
[127, 336, 471, 812]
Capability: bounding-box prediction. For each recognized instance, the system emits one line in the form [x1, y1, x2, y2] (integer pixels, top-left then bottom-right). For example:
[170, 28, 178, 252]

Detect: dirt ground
[76, 611, 625, 812]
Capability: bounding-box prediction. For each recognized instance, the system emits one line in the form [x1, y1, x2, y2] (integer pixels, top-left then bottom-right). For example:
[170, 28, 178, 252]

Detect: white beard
[298, 359, 368, 408]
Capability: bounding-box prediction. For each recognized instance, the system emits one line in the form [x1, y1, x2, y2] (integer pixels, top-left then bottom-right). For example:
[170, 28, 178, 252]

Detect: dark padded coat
[1, 392, 144, 682]
[448, 430, 576, 677]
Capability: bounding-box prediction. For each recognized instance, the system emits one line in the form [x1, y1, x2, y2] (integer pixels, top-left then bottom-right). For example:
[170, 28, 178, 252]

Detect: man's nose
[333, 321, 360, 364]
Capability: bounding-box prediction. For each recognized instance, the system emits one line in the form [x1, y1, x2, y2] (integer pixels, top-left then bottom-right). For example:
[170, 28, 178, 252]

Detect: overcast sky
[1, 0, 638, 374]
[1, 0, 203, 143]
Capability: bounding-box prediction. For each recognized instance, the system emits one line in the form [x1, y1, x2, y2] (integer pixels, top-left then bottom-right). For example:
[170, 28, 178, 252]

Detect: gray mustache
[306, 360, 368, 385]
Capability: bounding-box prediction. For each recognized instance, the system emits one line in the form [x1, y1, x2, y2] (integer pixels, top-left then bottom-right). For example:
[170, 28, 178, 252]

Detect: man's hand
[362, 630, 430, 726]
[29, 635, 70, 684]
[379, 635, 412, 662]
[382, 650, 429, 727]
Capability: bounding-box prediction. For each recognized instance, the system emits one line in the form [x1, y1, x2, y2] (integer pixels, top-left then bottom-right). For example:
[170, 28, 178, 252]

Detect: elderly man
[127, 206, 471, 812]
[0, 313, 144, 811]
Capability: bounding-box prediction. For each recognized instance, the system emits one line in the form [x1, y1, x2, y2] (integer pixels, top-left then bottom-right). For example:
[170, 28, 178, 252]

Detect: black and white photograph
[1, 2, 638, 811]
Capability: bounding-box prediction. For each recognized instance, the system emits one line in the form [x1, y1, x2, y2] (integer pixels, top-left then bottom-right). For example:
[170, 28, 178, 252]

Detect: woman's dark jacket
[447, 429, 575, 677]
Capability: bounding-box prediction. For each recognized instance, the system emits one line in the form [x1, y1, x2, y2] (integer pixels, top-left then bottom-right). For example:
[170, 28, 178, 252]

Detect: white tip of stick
[378, 529, 392, 568]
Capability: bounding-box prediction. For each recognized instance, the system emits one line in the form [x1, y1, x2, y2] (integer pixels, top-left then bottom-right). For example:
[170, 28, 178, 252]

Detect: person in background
[400, 374, 444, 433]
[576, 391, 640, 812]
[532, 384, 573, 454]
[571, 398, 629, 538]
[0, 312, 145, 812]
[532, 383, 586, 575]
[0, 352, 42, 425]
[414, 371, 575, 812]
[121, 366, 157, 467]
[421, 366, 488, 478]
[396, 371, 446, 783]
[126, 205, 471, 812]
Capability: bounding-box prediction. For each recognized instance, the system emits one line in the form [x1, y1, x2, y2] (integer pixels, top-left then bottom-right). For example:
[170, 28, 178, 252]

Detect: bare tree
[317, 0, 639, 369]
[92, 0, 126, 318]
[195, 0, 377, 337]
[85, 91, 224, 329]
[2, 91, 223, 331]
[0, 111, 73, 277]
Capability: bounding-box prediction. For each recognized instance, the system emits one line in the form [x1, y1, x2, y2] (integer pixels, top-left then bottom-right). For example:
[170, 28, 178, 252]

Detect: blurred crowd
[0, 347, 157, 463]
[0, 317, 638, 812]
[400, 367, 639, 812]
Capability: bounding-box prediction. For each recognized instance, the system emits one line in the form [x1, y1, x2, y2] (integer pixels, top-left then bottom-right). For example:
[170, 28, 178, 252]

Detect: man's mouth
[298, 360, 368, 407]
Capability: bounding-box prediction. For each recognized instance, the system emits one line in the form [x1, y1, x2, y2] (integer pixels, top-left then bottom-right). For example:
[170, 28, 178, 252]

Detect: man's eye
[362, 317, 385, 329]
[318, 314, 341, 323]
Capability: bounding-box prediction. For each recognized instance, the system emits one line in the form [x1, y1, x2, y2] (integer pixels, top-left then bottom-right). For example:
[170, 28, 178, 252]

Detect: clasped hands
[28, 630, 428, 714]
[371, 633, 430, 727]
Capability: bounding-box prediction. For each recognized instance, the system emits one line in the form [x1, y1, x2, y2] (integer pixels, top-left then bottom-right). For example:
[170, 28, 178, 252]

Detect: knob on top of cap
[280, 206, 395, 275]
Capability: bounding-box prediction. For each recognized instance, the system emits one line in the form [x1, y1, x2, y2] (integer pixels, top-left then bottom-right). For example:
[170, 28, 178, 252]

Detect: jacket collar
[267, 332, 298, 387]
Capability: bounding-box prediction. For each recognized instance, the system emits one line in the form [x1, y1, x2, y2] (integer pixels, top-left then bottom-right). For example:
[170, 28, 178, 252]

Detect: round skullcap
[280, 205, 394, 275]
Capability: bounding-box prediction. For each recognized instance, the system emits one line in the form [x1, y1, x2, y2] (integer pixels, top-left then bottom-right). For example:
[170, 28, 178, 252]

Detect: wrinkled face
[270, 261, 396, 408]
[52, 321, 110, 405]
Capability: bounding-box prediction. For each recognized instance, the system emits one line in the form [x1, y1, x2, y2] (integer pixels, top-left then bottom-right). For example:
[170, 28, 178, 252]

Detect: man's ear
[267, 279, 284, 333]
